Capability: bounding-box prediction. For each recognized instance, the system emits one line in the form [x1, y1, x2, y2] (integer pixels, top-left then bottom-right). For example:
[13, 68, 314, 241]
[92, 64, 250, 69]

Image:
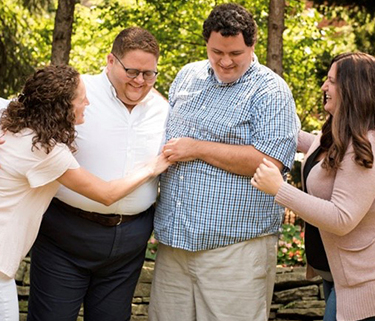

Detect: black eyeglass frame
[111, 53, 158, 81]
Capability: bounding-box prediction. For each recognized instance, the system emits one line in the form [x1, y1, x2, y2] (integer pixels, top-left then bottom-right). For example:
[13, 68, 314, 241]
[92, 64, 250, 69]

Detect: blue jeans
[323, 279, 336, 321]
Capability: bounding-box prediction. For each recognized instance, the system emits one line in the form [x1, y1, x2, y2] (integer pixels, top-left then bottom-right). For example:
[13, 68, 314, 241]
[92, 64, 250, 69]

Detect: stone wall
[16, 258, 325, 320]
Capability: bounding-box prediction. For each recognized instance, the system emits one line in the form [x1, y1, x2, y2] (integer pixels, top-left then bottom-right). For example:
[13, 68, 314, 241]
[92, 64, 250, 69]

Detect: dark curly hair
[111, 27, 159, 59]
[0, 64, 80, 154]
[202, 3, 257, 47]
[320, 52, 375, 170]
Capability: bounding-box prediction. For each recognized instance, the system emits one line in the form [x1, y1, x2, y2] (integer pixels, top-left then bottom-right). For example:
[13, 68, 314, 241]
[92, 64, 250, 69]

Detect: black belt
[52, 198, 148, 227]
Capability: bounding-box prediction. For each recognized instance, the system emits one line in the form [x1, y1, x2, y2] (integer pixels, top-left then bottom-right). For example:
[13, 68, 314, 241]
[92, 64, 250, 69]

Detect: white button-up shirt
[56, 70, 170, 214]
[0, 97, 9, 109]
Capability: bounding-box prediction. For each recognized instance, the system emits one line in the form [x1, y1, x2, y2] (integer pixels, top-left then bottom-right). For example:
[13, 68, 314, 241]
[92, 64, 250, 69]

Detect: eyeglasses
[112, 53, 158, 81]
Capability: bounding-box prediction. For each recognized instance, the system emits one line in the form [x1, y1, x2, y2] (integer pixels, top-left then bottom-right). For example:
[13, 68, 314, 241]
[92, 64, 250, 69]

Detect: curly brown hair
[321, 52, 375, 170]
[0, 64, 80, 154]
[202, 3, 257, 47]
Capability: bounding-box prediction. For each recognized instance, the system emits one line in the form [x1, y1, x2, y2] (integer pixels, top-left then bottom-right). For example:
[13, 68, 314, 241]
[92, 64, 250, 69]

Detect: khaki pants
[149, 235, 278, 321]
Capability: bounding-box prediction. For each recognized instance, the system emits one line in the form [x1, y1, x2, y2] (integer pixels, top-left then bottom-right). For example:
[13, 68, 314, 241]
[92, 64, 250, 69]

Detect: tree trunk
[51, 0, 77, 65]
[266, 0, 285, 77]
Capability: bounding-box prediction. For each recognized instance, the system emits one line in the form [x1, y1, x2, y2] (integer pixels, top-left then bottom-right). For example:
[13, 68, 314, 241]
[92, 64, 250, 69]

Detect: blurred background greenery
[2, 0, 375, 131]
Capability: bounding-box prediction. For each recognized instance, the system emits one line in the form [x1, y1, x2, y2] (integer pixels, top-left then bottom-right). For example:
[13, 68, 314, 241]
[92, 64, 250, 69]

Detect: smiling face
[206, 31, 254, 84]
[72, 76, 89, 125]
[106, 49, 158, 110]
[321, 62, 339, 116]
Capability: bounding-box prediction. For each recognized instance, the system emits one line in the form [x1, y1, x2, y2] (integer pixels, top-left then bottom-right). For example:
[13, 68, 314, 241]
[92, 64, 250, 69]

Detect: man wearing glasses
[27, 27, 169, 321]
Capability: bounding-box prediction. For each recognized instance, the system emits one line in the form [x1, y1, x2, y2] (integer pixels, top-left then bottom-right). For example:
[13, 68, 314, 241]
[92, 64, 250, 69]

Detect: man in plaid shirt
[150, 3, 300, 321]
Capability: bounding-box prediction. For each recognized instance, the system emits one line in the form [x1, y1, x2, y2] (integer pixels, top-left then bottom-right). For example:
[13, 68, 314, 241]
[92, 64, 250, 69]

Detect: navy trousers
[27, 199, 154, 321]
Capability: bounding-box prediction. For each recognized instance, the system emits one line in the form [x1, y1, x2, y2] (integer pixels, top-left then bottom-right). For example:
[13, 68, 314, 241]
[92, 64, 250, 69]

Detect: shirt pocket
[337, 236, 375, 286]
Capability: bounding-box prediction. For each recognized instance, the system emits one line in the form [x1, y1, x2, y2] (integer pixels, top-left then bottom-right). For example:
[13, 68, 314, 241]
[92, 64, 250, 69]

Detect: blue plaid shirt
[154, 55, 300, 251]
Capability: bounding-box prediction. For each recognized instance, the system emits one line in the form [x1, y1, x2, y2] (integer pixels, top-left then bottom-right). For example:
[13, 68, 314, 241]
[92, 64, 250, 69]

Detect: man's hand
[162, 137, 198, 162]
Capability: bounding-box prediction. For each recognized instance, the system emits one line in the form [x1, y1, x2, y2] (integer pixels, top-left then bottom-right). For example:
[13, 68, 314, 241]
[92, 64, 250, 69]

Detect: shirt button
[176, 201, 181, 207]
[179, 175, 184, 180]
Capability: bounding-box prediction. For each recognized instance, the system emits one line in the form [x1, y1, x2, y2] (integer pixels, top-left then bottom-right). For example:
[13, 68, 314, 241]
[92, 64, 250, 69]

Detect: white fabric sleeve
[26, 144, 80, 188]
[0, 98, 10, 108]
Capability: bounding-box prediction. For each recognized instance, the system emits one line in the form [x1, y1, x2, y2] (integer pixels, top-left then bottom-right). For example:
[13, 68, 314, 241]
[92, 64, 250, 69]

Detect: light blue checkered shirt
[154, 54, 300, 251]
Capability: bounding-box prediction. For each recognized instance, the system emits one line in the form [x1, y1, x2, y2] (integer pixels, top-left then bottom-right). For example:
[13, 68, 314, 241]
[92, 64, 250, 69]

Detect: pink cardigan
[275, 131, 375, 321]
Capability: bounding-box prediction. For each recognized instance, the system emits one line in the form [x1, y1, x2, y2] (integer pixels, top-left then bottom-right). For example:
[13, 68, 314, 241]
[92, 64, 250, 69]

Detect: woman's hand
[147, 153, 172, 177]
[251, 158, 284, 196]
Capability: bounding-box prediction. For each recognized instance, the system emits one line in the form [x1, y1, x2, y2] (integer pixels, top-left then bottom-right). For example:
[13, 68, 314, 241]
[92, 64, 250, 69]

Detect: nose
[220, 55, 233, 67]
[321, 79, 328, 91]
[133, 72, 145, 83]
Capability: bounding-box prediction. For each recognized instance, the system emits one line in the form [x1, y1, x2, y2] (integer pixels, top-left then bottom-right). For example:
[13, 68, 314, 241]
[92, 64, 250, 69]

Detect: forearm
[102, 167, 154, 205]
[195, 140, 283, 176]
[275, 182, 353, 235]
[58, 166, 155, 207]
[163, 137, 283, 176]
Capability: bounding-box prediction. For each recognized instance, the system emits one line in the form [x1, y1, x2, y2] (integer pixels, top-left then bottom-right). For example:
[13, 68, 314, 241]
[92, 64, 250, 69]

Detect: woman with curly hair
[0, 64, 170, 320]
[252, 52, 375, 321]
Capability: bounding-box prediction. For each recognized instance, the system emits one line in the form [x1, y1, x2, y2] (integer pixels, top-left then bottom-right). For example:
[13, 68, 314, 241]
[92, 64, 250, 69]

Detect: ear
[107, 53, 115, 70]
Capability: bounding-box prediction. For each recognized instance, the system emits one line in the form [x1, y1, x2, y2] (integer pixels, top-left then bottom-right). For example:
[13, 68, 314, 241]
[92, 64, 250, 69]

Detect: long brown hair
[320, 52, 375, 169]
[0, 65, 80, 153]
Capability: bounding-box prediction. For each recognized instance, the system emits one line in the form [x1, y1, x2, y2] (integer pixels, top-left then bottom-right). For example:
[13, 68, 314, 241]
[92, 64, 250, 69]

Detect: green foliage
[0, 0, 54, 96]
[313, 0, 375, 17]
[0, 1, 35, 96]
[69, 4, 112, 73]
[1, 0, 373, 129]
[68, 0, 355, 128]
[315, 3, 375, 57]
[93, 0, 218, 95]
[145, 234, 158, 261]
[72, 0, 271, 97]
[277, 224, 305, 267]
[283, 0, 357, 131]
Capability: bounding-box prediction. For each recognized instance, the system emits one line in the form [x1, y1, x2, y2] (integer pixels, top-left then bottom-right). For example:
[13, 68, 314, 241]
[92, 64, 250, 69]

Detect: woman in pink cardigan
[252, 52, 375, 321]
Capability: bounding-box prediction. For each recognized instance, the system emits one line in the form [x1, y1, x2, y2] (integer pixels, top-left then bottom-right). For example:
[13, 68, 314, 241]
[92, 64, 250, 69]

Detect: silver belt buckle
[116, 215, 123, 225]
